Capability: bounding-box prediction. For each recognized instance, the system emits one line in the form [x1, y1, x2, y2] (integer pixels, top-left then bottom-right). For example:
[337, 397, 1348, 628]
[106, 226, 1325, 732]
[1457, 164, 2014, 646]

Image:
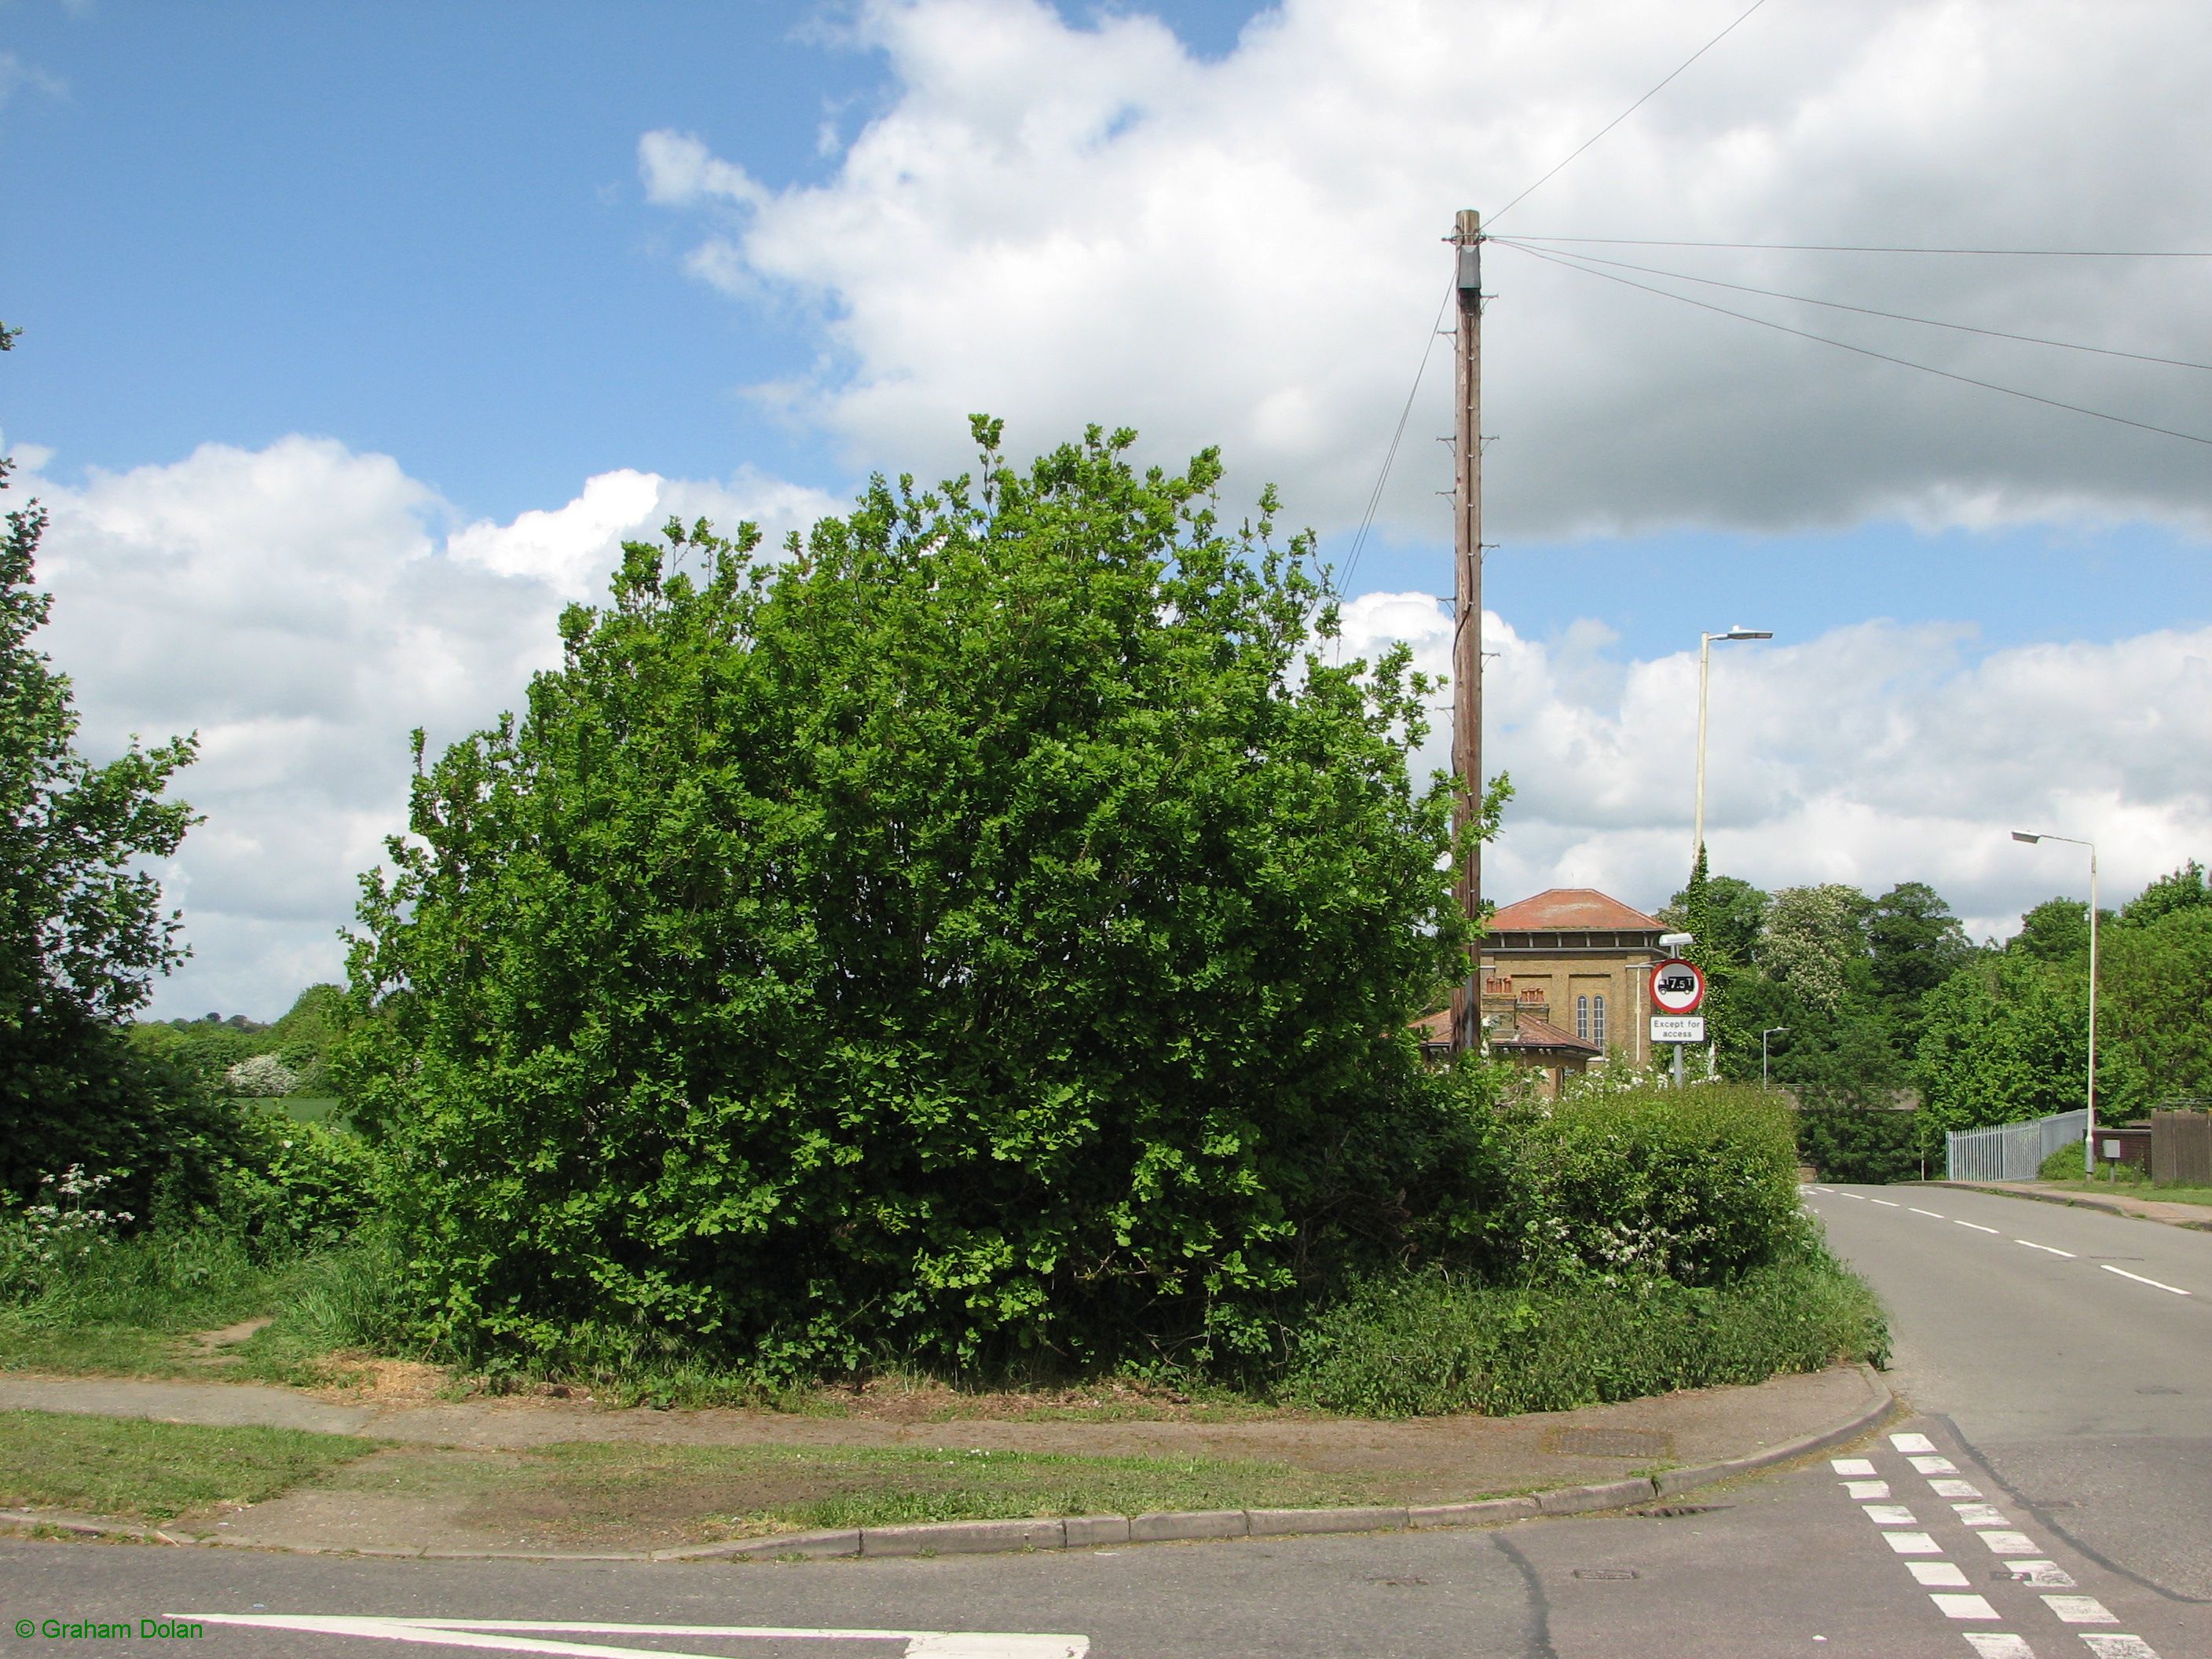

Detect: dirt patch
[808, 1374, 1286, 1424]
[184, 1318, 274, 1368]
[303, 1356, 458, 1402]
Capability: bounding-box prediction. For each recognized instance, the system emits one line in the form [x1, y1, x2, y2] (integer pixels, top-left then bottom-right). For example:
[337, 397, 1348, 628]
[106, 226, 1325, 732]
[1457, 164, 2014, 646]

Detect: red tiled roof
[1487, 888, 1662, 932]
[1412, 1008, 1453, 1043]
[1490, 1011, 1602, 1055]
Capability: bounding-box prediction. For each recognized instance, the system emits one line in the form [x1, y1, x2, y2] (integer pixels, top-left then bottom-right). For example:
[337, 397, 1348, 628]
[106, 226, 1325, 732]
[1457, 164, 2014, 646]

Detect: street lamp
[1694, 628, 1773, 874]
[2012, 830, 2098, 1177]
[1762, 1026, 1788, 1090]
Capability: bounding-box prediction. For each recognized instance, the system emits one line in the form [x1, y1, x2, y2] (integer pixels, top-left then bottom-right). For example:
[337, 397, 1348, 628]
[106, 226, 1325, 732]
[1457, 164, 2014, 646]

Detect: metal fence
[1945, 1108, 2089, 1183]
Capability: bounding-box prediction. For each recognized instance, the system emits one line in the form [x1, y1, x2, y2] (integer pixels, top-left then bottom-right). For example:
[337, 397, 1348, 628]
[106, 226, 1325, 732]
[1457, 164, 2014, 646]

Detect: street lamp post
[2012, 830, 2098, 1177]
[1763, 1026, 1788, 1090]
[1694, 628, 1773, 873]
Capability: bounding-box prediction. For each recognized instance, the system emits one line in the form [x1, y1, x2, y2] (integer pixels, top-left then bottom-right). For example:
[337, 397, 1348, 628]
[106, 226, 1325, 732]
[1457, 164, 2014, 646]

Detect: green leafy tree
[2119, 860, 2210, 929]
[0, 323, 211, 1207]
[345, 421, 1502, 1378]
[1661, 855, 1767, 1075]
[1914, 952, 2086, 1148]
[1866, 881, 1971, 1050]
[2097, 903, 2212, 1115]
[1758, 884, 1872, 1016]
[2010, 897, 2093, 963]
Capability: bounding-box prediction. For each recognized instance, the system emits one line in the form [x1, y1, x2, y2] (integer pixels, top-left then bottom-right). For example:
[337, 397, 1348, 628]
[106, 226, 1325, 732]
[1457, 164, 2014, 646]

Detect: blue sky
[4, 0, 2207, 1015]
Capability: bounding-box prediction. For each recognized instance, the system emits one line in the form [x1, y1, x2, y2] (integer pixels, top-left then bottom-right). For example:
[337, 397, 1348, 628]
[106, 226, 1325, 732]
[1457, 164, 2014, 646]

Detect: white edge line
[2100, 1264, 2192, 1296]
[175, 1617, 1087, 1659]
[1954, 1220, 2001, 1233]
[2016, 1240, 2077, 1257]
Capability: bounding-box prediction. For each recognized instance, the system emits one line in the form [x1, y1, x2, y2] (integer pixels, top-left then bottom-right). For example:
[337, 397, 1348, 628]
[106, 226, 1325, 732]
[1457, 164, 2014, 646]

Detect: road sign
[1650, 958, 1706, 1014]
[1651, 1015, 1706, 1043]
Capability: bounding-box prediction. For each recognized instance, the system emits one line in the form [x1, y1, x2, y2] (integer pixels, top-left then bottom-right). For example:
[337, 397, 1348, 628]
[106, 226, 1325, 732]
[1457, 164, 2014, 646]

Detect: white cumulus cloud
[24, 438, 837, 1020]
[642, 0, 2212, 544]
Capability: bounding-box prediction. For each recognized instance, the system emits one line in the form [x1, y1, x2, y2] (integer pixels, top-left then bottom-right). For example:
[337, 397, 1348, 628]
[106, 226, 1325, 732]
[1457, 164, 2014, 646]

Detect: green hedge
[1500, 1083, 1802, 1285]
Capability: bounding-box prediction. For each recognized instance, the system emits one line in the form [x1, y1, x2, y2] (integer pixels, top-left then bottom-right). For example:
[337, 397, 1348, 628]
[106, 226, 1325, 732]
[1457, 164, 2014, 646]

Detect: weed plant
[1280, 1222, 1887, 1418]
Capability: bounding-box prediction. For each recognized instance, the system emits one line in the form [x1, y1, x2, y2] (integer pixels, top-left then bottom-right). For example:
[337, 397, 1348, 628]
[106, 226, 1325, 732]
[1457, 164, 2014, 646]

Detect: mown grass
[322, 1438, 1398, 1540]
[1280, 1230, 1888, 1418]
[0, 1409, 379, 1520]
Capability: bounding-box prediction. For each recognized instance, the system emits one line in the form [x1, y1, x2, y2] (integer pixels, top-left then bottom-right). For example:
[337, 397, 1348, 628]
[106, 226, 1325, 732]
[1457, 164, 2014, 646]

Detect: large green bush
[346, 423, 1498, 1378]
[1500, 1083, 1801, 1285]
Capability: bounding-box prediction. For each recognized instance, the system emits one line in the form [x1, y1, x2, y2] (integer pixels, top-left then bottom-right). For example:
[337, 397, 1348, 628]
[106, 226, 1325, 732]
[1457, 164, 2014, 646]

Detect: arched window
[1591, 994, 1607, 1047]
[1575, 994, 1589, 1042]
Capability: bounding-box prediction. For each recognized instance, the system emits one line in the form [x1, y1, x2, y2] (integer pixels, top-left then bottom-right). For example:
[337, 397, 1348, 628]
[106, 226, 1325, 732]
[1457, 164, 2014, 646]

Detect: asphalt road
[2, 1183, 2204, 1657]
[1807, 1181, 2212, 1606]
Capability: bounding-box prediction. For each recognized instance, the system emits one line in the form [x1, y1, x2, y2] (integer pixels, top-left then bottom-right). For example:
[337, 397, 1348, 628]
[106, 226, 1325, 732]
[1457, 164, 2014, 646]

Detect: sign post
[1649, 958, 1707, 1086]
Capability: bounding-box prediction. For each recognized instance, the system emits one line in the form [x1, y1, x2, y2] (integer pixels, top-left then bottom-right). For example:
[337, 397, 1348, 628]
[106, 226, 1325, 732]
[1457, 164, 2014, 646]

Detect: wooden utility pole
[1448, 208, 1485, 1053]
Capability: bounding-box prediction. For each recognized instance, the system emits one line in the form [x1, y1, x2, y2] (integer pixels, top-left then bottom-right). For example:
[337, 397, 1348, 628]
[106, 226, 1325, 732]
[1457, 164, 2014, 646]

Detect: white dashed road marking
[2016, 1240, 2076, 1257]
[2078, 1636, 2164, 1658]
[1955, 1219, 2001, 1233]
[2042, 1596, 2119, 1625]
[1871, 1198, 1902, 1207]
[1932, 1594, 2001, 1621]
[1837, 1437, 2169, 1659]
[1910, 1207, 1946, 1218]
[1908, 1561, 1971, 1587]
[2099, 1265, 2191, 1296]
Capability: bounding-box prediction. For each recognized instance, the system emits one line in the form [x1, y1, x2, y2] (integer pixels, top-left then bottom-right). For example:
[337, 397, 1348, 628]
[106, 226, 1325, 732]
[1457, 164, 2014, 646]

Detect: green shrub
[345, 427, 1499, 1379]
[213, 1110, 381, 1251]
[1796, 1105, 1922, 1185]
[1500, 1083, 1800, 1284]
[1282, 1227, 1887, 1417]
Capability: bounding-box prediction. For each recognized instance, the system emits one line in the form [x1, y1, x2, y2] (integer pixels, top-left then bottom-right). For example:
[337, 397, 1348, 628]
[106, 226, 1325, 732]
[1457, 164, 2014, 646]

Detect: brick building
[1479, 888, 1669, 1091]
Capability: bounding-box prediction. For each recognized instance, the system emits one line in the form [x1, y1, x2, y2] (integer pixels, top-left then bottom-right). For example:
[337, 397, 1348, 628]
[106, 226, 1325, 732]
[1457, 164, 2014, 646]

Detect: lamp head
[2011, 831, 2042, 844]
[1722, 628, 1773, 640]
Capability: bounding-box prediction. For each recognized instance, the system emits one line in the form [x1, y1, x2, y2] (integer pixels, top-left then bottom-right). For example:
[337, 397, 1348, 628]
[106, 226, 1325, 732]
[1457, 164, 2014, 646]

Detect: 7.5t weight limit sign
[1650, 957, 1706, 1043]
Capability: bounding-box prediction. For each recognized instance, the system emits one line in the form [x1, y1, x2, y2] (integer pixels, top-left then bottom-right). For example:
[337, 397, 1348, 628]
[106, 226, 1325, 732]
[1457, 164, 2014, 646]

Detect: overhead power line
[1499, 235, 2212, 258]
[1337, 276, 1455, 599]
[1496, 240, 2212, 449]
[1489, 0, 1779, 228]
[1488, 236, 2212, 372]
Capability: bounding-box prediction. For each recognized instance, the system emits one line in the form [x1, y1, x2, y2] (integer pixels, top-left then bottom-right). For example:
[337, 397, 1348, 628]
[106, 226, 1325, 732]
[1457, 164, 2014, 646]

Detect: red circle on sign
[1650, 958, 1706, 1014]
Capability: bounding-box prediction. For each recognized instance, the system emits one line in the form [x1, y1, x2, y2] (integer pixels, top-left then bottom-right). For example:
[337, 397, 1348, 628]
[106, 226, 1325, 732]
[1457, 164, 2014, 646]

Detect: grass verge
[321, 1439, 1398, 1543]
[2031, 1178, 2212, 1209]
[0, 1409, 378, 1520]
[1280, 1232, 1888, 1418]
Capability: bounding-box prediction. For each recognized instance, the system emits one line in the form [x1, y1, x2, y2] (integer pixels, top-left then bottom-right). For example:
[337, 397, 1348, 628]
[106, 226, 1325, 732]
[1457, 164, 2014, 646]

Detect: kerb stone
[1244, 1507, 1408, 1537]
[862, 1518, 1066, 1557]
[1129, 1509, 1250, 1544]
[1536, 1478, 1657, 1516]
